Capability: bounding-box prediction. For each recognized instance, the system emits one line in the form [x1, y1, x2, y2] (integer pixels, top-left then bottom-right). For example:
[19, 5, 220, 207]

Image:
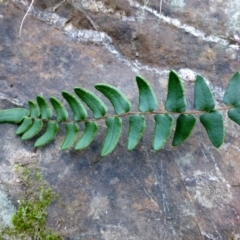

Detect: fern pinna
[0, 70, 239, 156]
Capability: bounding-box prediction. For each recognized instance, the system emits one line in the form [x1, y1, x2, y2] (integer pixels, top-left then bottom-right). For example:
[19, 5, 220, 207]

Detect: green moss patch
[0, 164, 62, 240]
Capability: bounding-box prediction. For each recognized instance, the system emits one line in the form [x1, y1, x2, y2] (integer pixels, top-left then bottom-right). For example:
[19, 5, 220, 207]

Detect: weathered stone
[0, 0, 240, 239]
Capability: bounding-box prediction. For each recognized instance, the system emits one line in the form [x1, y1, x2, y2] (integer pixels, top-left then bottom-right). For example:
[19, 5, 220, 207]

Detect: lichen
[0, 186, 16, 229]
[0, 164, 62, 240]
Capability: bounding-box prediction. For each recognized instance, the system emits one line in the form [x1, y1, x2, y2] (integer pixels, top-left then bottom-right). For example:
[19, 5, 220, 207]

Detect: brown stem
[79, 105, 233, 123]
[39, 105, 233, 123]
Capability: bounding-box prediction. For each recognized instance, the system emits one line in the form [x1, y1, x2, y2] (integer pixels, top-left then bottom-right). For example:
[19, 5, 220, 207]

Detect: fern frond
[95, 83, 131, 114]
[62, 91, 87, 121]
[165, 70, 186, 112]
[0, 108, 29, 124]
[101, 117, 122, 156]
[194, 75, 215, 111]
[16, 117, 33, 135]
[0, 70, 240, 156]
[28, 100, 40, 118]
[128, 114, 146, 150]
[21, 119, 43, 140]
[75, 122, 98, 151]
[172, 114, 196, 146]
[74, 87, 107, 118]
[34, 121, 59, 147]
[50, 97, 68, 122]
[227, 106, 240, 125]
[152, 114, 173, 151]
[36, 96, 52, 120]
[136, 75, 158, 112]
[61, 122, 79, 150]
[200, 111, 224, 148]
[223, 72, 240, 106]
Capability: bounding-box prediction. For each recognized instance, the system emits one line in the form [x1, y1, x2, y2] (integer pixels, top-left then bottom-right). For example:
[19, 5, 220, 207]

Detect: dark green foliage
[165, 70, 186, 112]
[152, 114, 173, 151]
[50, 97, 68, 122]
[75, 121, 98, 150]
[21, 119, 43, 140]
[128, 114, 146, 150]
[223, 72, 240, 127]
[28, 100, 40, 118]
[224, 72, 240, 106]
[34, 121, 59, 147]
[101, 117, 122, 156]
[95, 83, 131, 114]
[172, 114, 196, 146]
[200, 111, 224, 148]
[62, 91, 87, 121]
[0, 108, 29, 123]
[62, 122, 79, 150]
[36, 96, 52, 120]
[194, 75, 215, 111]
[16, 117, 32, 135]
[74, 87, 107, 118]
[227, 106, 240, 125]
[0, 71, 239, 156]
[136, 75, 158, 112]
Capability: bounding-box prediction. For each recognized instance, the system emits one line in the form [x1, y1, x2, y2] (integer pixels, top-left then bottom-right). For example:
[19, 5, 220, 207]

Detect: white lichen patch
[175, 153, 196, 167]
[228, 11, 240, 33]
[72, 0, 108, 13]
[170, 0, 186, 8]
[209, 0, 240, 33]
[176, 152, 233, 209]
[178, 68, 197, 82]
[72, 0, 127, 18]
[192, 170, 232, 209]
[182, 199, 195, 216]
[129, 0, 239, 50]
[88, 195, 110, 220]
[0, 186, 16, 228]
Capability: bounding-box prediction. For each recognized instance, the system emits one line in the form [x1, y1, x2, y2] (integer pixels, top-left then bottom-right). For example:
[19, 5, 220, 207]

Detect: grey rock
[0, 0, 240, 239]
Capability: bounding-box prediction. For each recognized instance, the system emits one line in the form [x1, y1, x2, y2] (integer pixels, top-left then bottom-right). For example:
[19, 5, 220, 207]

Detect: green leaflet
[22, 119, 43, 140]
[61, 122, 79, 150]
[75, 122, 98, 150]
[200, 110, 224, 148]
[50, 97, 68, 122]
[165, 70, 186, 112]
[74, 87, 107, 118]
[62, 91, 87, 121]
[34, 121, 59, 147]
[28, 101, 40, 118]
[101, 117, 122, 156]
[228, 106, 240, 125]
[95, 83, 131, 114]
[128, 114, 146, 150]
[136, 75, 158, 112]
[153, 114, 173, 151]
[36, 96, 52, 120]
[223, 72, 240, 106]
[172, 114, 196, 146]
[0, 108, 29, 124]
[194, 75, 215, 111]
[16, 117, 33, 135]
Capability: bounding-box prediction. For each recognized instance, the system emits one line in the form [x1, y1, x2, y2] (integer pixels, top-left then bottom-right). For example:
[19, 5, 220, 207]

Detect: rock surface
[0, 0, 240, 239]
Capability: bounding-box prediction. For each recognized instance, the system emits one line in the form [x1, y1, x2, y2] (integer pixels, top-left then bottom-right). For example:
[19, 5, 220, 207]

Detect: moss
[0, 164, 62, 240]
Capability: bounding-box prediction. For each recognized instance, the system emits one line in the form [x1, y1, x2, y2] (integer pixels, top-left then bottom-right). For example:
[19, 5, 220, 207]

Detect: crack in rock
[128, 0, 239, 51]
